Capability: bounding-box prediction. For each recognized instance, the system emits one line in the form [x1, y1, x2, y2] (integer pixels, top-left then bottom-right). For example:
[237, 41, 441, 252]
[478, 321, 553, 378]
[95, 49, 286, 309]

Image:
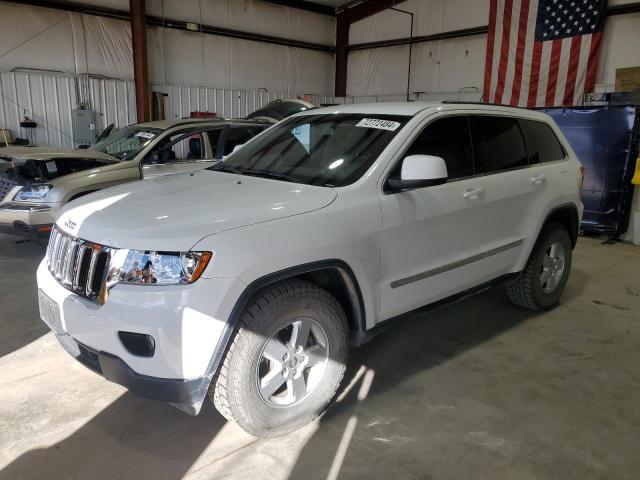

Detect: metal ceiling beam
[339, 0, 406, 23]
[349, 25, 489, 50]
[260, 0, 336, 16]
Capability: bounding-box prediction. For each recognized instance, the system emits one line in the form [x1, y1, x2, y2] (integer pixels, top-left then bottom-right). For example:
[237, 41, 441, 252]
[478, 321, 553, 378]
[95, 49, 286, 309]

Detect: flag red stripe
[483, 0, 498, 102]
[527, 41, 543, 107]
[493, 0, 514, 104]
[563, 36, 582, 106]
[585, 31, 603, 95]
[545, 39, 562, 107]
[509, 0, 530, 106]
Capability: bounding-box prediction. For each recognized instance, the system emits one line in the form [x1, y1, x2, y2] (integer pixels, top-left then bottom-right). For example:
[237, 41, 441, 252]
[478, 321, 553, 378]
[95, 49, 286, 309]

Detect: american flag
[483, 0, 607, 107]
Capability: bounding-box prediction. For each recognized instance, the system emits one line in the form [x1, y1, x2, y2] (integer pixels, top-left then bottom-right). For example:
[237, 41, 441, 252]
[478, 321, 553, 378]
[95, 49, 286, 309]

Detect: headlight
[109, 250, 213, 286]
[14, 184, 53, 201]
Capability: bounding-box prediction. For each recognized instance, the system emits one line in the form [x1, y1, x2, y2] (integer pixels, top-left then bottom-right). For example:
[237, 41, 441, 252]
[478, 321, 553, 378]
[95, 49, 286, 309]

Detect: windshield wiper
[208, 162, 243, 175]
[241, 169, 299, 183]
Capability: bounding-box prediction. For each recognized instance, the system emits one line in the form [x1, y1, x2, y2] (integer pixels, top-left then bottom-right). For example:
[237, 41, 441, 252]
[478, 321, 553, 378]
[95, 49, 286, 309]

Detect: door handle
[531, 174, 547, 185]
[463, 187, 485, 199]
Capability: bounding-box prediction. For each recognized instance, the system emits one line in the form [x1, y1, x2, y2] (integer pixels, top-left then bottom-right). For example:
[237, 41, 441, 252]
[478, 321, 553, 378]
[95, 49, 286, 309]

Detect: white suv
[37, 102, 583, 436]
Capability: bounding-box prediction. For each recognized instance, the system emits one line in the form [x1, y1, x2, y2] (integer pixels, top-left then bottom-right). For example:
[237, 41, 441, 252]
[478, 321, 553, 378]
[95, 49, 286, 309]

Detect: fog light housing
[118, 331, 156, 357]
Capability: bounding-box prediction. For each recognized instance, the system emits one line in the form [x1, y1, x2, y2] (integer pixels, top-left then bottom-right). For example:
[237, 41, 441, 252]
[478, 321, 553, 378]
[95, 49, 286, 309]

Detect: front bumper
[36, 260, 246, 414]
[54, 331, 209, 414]
[0, 202, 58, 236]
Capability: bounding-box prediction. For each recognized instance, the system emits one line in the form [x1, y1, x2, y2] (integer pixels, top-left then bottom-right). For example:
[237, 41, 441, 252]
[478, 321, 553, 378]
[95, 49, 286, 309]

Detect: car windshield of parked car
[89, 125, 164, 161]
[209, 113, 409, 187]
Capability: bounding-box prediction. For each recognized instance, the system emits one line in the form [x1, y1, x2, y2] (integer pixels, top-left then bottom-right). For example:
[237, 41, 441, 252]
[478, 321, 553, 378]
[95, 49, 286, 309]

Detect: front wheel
[506, 223, 573, 310]
[211, 279, 349, 437]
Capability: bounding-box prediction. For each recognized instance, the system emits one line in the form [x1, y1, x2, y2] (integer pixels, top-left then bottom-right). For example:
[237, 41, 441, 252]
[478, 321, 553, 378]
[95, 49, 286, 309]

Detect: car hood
[56, 171, 337, 251]
[0, 147, 117, 162]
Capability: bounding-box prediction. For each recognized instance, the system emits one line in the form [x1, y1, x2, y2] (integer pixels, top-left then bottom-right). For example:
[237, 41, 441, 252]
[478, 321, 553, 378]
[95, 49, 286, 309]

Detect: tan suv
[0, 118, 271, 237]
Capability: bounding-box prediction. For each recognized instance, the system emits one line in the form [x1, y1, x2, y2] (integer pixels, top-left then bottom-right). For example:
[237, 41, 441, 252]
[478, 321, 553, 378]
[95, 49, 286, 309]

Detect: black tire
[211, 279, 349, 437]
[506, 223, 573, 311]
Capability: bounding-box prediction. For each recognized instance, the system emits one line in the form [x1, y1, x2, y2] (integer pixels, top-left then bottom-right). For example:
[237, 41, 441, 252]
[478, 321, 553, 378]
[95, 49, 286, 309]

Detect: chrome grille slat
[63, 243, 79, 286]
[59, 237, 72, 280]
[85, 250, 100, 296]
[73, 245, 91, 291]
[53, 236, 67, 278]
[46, 227, 113, 305]
[46, 229, 56, 262]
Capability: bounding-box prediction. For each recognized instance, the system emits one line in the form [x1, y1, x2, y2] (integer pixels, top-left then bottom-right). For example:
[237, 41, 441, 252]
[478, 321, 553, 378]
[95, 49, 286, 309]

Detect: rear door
[518, 117, 576, 234]
[466, 115, 535, 273]
[141, 129, 216, 178]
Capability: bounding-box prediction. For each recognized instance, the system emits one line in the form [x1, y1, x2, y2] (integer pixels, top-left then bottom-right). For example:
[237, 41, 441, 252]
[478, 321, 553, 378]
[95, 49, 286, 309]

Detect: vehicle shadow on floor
[0, 235, 49, 358]
[0, 392, 226, 480]
[287, 287, 544, 480]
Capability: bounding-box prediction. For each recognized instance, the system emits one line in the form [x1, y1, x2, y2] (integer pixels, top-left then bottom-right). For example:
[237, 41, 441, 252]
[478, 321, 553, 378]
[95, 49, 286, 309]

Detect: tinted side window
[207, 129, 223, 158]
[470, 116, 527, 174]
[518, 119, 565, 164]
[222, 127, 265, 156]
[403, 116, 474, 180]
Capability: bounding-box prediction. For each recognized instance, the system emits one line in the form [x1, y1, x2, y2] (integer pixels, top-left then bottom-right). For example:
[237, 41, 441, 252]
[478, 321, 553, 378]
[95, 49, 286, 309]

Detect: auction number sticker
[355, 118, 401, 131]
[135, 131, 156, 139]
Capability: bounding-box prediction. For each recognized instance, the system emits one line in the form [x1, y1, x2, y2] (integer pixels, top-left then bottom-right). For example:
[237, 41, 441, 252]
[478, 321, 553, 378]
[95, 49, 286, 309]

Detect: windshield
[89, 125, 164, 160]
[209, 113, 409, 187]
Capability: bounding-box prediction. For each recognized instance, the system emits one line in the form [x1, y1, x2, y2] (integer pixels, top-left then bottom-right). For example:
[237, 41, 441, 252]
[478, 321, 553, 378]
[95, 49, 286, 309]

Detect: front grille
[0, 177, 18, 201]
[46, 228, 112, 304]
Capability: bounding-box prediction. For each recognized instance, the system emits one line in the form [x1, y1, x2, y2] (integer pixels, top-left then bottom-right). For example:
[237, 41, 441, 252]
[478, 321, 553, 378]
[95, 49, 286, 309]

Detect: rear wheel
[506, 223, 573, 310]
[211, 279, 348, 437]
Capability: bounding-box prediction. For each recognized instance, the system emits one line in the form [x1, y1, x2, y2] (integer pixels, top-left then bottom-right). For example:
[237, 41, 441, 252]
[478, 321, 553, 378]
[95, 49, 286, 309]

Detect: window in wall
[470, 116, 528, 174]
[401, 116, 474, 180]
[518, 119, 566, 164]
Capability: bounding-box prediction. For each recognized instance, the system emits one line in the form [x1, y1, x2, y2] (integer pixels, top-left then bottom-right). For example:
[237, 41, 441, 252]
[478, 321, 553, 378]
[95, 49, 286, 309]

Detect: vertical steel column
[130, 0, 150, 122]
[335, 15, 349, 98]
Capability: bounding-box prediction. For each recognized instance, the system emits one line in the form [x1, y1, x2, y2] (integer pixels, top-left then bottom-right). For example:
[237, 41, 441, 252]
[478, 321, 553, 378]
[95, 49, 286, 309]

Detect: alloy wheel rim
[256, 317, 329, 407]
[540, 241, 566, 294]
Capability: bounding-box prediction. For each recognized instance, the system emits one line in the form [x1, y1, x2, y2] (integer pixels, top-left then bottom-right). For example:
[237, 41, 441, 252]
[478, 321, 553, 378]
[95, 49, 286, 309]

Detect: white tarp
[0, 1, 335, 96]
[346, 0, 640, 99]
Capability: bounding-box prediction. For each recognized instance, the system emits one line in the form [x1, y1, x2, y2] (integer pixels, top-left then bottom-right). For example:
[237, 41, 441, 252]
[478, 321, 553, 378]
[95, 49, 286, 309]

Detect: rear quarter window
[518, 119, 566, 164]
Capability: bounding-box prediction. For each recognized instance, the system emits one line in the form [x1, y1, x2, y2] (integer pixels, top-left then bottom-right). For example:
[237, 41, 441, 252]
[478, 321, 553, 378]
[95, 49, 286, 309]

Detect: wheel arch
[205, 260, 367, 381]
[540, 203, 580, 247]
[235, 260, 367, 346]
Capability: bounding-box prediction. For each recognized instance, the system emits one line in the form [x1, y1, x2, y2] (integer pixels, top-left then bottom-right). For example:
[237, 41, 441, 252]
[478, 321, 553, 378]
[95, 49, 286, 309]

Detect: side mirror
[222, 143, 244, 160]
[232, 143, 245, 154]
[387, 155, 448, 192]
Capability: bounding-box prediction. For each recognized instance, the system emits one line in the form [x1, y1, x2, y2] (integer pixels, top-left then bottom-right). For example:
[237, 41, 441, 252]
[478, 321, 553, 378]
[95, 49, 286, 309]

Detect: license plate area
[38, 289, 63, 334]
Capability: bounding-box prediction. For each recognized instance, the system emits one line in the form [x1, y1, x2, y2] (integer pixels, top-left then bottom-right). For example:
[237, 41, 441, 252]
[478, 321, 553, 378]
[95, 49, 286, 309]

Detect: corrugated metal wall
[150, 84, 337, 120]
[0, 71, 485, 149]
[0, 72, 338, 149]
[0, 72, 136, 148]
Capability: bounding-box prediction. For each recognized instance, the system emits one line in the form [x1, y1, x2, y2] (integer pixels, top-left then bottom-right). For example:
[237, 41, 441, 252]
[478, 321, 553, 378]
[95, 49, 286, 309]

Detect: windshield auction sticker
[355, 118, 401, 131]
[135, 132, 156, 139]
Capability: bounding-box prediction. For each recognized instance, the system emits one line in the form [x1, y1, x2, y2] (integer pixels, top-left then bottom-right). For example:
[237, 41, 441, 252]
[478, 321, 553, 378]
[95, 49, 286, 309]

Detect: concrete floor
[0, 233, 639, 480]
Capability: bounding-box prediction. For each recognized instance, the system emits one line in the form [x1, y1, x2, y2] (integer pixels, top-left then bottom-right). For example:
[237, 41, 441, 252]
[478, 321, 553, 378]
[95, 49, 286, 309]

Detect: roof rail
[440, 100, 532, 110]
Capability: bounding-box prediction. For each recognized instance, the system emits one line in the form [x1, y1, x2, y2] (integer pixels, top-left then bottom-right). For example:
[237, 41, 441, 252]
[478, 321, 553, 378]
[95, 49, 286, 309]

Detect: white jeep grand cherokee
[37, 102, 583, 436]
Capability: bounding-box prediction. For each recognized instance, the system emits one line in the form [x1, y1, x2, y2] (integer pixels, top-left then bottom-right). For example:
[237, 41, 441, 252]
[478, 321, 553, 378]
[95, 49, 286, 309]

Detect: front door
[379, 115, 492, 320]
